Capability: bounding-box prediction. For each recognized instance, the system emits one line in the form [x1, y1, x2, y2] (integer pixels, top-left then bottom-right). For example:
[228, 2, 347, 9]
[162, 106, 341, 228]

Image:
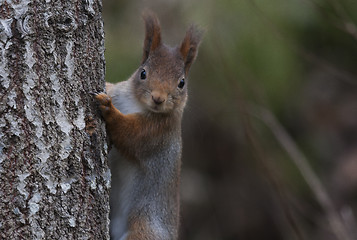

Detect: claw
[89, 89, 106, 96]
[95, 93, 112, 106]
[95, 93, 114, 119]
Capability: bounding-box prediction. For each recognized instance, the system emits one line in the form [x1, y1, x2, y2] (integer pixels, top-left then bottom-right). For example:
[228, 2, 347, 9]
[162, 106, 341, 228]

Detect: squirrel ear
[142, 11, 162, 64]
[180, 25, 203, 74]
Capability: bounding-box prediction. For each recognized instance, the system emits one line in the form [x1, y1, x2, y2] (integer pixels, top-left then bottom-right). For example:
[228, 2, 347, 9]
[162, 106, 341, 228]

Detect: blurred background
[103, 0, 357, 239]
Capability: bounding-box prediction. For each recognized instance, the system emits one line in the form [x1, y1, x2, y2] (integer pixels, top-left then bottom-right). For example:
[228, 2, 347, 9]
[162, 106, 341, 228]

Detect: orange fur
[126, 217, 155, 240]
[180, 25, 203, 74]
[96, 11, 202, 240]
[142, 11, 162, 64]
[95, 93, 179, 163]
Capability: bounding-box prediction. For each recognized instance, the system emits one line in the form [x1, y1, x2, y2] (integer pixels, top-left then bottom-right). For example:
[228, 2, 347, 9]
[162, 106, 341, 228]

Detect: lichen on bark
[0, 0, 109, 239]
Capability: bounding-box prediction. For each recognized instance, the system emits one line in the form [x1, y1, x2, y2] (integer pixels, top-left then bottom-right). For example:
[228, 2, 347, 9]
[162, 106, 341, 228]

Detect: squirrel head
[133, 11, 202, 114]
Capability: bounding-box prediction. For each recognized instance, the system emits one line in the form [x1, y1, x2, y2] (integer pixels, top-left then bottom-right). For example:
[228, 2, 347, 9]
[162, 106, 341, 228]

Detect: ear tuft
[142, 10, 162, 64]
[180, 25, 203, 74]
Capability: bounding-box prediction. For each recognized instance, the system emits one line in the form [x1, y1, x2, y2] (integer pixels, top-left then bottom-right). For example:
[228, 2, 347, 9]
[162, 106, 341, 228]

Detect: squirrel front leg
[95, 93, 120, 123]
[95, 93, 143, 161]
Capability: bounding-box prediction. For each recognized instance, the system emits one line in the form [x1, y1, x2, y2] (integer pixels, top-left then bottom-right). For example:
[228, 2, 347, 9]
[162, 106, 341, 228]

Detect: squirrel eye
[140, 69, 146, 80]
[178, 78, 185, 89]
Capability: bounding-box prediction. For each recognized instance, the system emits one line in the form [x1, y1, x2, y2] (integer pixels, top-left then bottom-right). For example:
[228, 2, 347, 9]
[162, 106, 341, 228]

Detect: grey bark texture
[0, 0, 109, 239]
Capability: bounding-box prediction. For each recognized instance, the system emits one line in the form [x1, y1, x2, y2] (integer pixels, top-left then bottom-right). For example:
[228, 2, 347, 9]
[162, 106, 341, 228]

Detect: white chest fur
[107, 80, 144, 115]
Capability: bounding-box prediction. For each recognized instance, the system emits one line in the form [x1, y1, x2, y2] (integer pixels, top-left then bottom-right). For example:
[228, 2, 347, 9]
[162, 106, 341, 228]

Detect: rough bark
[0, 0, 109, 239]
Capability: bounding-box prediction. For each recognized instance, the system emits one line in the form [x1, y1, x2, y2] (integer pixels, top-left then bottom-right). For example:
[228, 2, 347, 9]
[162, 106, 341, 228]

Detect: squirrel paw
[95, 93, 114, 116]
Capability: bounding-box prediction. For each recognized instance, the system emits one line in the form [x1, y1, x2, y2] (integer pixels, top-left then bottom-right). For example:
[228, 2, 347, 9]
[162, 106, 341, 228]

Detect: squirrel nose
[152, 95, 165, 105]
[151, 91, 166, 105]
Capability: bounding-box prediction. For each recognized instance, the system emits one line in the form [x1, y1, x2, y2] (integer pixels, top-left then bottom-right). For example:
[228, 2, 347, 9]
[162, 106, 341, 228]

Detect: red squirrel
[95, 11, 202, 240]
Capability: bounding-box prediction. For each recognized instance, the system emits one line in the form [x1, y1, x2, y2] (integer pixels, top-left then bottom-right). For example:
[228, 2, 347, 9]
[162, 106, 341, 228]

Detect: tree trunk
[0, 1, 109, 239]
